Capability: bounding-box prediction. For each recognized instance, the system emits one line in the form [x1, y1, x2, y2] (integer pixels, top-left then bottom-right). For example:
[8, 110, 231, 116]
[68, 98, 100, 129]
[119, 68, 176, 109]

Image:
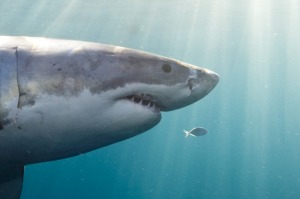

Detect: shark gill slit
[16, 47, 21, 109]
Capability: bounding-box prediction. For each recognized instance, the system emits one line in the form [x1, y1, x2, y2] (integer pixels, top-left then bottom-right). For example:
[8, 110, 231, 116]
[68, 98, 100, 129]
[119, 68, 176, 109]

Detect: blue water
[1, 0, 300, 198]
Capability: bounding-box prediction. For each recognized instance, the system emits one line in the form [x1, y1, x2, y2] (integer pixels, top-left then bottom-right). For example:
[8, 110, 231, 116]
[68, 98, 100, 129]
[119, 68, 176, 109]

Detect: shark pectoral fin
[0, 165, 24, 199]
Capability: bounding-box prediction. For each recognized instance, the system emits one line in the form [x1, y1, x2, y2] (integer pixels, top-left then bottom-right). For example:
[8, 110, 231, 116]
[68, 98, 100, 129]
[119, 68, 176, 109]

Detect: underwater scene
[0, 0, 300, 198]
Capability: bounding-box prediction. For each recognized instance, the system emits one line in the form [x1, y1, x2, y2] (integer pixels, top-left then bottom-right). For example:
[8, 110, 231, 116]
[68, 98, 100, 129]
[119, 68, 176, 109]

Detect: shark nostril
[188, 80, 193, 90]
[188, 78, 199, 90]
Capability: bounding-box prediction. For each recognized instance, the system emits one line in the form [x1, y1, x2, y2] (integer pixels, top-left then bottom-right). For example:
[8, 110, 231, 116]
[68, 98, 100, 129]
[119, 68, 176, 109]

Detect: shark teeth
[126, 95, 160, 113]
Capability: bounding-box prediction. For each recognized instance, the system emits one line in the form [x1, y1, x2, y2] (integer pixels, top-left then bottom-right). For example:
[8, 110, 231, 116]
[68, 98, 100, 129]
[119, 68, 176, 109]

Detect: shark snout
[159, 66, 219, 111]
[203, 68, 220, 88]
[188, 68, 219, 99]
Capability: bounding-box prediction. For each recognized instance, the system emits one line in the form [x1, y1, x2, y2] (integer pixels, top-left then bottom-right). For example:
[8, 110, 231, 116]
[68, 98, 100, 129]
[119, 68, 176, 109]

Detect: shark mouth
[126, 94, 161, 113]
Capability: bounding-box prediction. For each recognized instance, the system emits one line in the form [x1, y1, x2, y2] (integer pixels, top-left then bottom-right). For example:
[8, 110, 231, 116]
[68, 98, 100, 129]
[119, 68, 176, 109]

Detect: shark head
[92, 46, 220, 135]
[104, 47, 219, 111]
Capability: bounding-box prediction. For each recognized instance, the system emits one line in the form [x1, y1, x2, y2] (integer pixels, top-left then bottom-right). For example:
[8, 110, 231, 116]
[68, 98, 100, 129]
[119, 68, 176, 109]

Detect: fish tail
[183, 130, 189, 138]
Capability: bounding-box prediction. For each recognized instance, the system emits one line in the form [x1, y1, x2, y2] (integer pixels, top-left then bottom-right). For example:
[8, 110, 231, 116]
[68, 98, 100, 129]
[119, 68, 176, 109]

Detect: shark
[0, 36, 219, 199]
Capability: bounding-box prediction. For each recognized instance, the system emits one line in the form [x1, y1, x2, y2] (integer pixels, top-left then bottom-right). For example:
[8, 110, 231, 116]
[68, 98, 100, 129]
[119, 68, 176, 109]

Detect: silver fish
[183, 127, 208, 138]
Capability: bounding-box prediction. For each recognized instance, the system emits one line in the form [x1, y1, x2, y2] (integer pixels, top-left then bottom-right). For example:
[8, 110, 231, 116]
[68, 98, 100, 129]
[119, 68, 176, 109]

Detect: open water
[0, 0, 299, 198]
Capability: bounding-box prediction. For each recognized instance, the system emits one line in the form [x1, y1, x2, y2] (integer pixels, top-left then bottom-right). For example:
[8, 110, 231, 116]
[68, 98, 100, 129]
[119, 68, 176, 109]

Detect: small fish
[183, 127, 208, 138]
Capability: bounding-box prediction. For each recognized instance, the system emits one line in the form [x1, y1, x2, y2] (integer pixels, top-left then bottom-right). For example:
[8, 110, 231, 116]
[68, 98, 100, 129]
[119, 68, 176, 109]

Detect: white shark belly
[1, 88, 159, 164]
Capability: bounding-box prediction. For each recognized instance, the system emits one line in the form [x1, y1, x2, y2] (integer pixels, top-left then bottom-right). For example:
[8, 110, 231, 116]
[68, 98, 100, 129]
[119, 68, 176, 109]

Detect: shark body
[0, 36, 219, 199]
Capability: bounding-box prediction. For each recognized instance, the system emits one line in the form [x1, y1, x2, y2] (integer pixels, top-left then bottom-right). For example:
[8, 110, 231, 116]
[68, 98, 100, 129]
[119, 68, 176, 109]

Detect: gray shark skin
[0, 36, 219, 199]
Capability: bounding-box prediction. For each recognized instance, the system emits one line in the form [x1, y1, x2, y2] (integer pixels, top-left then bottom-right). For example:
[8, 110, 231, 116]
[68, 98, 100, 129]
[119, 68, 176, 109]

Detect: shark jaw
[125, 94, 161, 113]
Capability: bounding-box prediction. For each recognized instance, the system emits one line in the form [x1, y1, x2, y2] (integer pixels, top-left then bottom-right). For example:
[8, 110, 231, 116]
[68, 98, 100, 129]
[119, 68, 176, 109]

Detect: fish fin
[0, 165, 24, 199]
[183, 130, 190, 138]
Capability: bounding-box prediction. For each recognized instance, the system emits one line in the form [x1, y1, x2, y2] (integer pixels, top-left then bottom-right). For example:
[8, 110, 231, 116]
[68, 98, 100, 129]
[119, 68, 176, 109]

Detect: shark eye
[162, 64, 172, 73]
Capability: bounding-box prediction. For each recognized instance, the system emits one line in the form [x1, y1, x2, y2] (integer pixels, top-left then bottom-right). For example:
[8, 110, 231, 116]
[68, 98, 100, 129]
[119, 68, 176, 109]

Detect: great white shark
[0, 36, 219, 199]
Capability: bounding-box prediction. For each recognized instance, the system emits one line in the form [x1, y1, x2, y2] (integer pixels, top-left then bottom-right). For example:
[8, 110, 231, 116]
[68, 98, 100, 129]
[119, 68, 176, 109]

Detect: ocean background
[1, 0, 300, 198]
